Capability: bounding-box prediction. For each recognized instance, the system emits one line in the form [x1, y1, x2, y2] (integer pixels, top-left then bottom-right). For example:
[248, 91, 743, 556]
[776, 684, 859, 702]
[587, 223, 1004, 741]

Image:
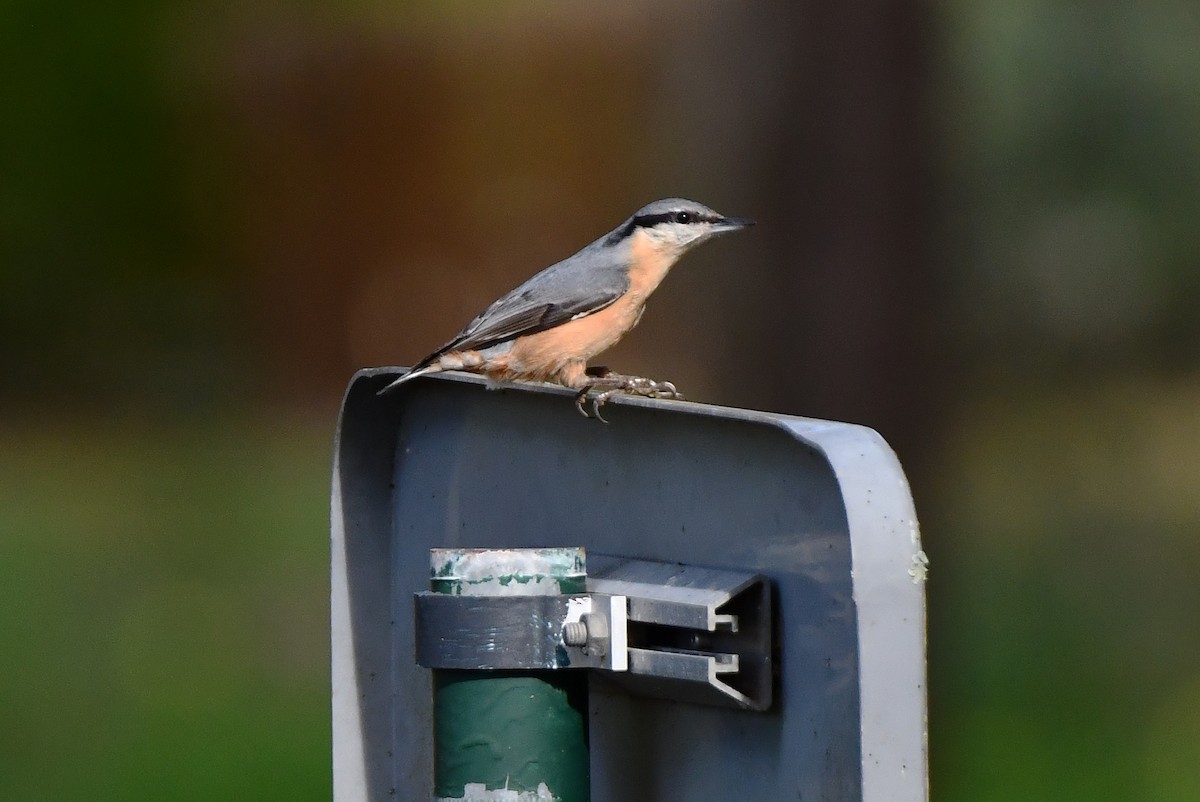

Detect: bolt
[562, 620, 588, 646]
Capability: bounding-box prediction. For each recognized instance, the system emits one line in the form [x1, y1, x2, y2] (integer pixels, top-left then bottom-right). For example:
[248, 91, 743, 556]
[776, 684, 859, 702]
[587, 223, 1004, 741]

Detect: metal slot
[589, 555, 773, 711]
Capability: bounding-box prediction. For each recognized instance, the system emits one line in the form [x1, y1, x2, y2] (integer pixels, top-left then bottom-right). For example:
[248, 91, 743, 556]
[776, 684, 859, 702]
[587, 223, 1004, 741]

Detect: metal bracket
[413, 555, 772, 710]
[587, 554, 773, 711]
[413, 592, 628, 671]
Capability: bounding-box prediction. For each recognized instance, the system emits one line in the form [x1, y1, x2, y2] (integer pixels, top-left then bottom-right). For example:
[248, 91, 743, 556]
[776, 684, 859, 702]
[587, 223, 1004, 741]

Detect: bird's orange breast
[504, 230, 678, 381]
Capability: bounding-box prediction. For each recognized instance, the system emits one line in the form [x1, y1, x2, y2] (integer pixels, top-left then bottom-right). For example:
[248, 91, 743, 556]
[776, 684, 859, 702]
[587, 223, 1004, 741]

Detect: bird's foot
[574, 368, 684, 422]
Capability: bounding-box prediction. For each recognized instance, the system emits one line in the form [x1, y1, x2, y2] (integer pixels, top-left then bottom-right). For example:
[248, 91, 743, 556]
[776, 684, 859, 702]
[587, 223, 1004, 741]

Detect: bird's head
[619, 197, 755, 256]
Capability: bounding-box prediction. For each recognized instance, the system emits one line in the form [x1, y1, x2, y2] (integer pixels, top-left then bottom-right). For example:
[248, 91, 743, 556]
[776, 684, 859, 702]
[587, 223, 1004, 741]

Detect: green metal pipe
[430, 547, 589, 802]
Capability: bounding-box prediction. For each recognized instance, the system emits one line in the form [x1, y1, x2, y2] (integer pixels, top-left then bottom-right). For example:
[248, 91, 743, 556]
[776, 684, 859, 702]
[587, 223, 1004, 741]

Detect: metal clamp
[414, 592, 627, 671]
[587, 554, 772, 711]
[413, 555, 772, 710]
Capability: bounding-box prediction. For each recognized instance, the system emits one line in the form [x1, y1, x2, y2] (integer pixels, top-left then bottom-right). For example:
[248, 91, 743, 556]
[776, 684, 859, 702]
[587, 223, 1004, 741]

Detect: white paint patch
[564, 595, 591, 624]
[908, 550, 930, 584]
[430, 548, 586, 596]
[435, 781, 557, 801]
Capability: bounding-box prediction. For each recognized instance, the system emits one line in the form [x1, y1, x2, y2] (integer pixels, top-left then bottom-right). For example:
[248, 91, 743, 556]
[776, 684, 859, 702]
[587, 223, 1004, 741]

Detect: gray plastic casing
[331, 369, 928, 801]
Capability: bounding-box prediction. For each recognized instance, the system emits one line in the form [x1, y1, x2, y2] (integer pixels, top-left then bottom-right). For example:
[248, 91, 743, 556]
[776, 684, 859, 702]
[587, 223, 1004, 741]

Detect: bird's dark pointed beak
[715, 216, 755, 232]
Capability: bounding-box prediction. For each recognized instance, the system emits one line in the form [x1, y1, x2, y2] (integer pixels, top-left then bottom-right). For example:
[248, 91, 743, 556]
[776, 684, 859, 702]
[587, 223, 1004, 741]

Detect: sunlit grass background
[931, 378, 1200, 801]
[1, 417, 331, 800]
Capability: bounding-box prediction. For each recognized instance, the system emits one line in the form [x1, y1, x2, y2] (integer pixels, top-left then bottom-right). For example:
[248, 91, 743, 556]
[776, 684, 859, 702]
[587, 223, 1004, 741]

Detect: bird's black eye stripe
[633, 213, 675, 228]
[632, 211, 711, 228]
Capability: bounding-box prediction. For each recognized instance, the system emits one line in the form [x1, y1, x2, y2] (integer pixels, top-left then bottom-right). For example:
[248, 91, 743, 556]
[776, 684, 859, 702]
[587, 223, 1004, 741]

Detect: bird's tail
[377, 363, 442, 395]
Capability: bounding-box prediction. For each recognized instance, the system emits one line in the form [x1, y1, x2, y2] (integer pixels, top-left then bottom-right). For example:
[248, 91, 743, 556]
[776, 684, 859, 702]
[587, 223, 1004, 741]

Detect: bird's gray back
[432, 236, 633, 356]
[510, 238, 631, 307]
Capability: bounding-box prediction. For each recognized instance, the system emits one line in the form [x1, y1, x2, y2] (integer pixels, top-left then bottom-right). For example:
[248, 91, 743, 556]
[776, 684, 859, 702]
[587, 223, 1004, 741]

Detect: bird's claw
[574, 374, 684, 422]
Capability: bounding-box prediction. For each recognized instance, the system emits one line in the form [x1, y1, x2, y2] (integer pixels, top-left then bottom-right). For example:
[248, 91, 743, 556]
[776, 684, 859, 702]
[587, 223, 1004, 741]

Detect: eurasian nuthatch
[380, 198, 754, 418]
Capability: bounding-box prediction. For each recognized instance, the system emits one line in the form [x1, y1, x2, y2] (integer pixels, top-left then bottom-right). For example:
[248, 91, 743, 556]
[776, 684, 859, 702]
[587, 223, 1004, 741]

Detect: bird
[379, 198, 754, 419]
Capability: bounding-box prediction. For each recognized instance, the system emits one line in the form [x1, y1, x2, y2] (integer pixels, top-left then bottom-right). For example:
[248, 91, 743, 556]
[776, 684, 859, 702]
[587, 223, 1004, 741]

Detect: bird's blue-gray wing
[421, 250, 631, 361]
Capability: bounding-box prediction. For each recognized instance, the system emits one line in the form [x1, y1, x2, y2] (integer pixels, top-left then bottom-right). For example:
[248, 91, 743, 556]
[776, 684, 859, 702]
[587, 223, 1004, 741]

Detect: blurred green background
[3, 1, 1198, 799]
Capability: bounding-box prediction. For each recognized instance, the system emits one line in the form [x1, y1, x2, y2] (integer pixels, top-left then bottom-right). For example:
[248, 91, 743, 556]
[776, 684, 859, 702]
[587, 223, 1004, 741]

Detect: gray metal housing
[331, 369, 928, 801]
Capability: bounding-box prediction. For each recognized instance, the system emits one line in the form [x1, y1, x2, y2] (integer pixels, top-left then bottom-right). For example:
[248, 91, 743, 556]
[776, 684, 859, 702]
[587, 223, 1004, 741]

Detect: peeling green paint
[433, 672, 588, 801]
